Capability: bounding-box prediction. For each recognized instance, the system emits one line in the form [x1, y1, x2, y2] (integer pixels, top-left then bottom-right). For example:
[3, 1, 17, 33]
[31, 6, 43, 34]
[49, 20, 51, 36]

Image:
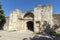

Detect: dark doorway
[27, 21, 34, 31]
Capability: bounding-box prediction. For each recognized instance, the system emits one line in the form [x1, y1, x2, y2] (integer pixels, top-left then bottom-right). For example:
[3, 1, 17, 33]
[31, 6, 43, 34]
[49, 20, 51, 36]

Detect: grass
[56, 32, 60, 35]
[8, 30, 16, 32]
[0, 35, 2, 37]
[32, 32, 41, 34]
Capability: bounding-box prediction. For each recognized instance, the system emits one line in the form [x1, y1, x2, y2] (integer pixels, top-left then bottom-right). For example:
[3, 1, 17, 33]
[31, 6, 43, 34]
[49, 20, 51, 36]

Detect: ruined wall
[34, 4, 53, 33]
[4, 4, 54, 33]
[41, 4, 53, 27]
[53, 14, 60, 25]
[34, 5, 42, 33]
[3, 17, 9, 30]
[8, 9, 22, 31]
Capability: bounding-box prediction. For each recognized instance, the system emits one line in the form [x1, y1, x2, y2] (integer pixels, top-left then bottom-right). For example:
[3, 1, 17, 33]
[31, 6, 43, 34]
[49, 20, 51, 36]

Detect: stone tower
[34, 5, 42, 33]
[34, 4, 53, 33]
[8, 9, 20, 31]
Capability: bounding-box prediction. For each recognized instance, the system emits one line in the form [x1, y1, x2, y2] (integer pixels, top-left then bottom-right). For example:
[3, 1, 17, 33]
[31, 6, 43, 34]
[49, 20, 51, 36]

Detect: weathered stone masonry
[4, 4, 60, 33]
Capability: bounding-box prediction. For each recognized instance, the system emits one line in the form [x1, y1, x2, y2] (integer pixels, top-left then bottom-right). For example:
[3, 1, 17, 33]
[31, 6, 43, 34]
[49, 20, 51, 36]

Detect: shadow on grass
[23, 34, 60, 40]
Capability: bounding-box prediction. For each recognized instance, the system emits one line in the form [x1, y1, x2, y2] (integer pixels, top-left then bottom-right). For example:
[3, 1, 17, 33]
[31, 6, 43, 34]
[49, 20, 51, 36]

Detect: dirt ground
[0, 30, 35, 40]
[0, 30, 60, 40]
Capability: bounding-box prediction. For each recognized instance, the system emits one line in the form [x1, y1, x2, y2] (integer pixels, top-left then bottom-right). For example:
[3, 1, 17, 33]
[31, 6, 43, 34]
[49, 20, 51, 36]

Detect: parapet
[34, 4, 52, 8]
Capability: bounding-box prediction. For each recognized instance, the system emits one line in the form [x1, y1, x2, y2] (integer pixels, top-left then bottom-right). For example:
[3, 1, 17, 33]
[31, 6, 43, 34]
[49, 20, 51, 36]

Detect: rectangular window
[36, 21, 40, 27]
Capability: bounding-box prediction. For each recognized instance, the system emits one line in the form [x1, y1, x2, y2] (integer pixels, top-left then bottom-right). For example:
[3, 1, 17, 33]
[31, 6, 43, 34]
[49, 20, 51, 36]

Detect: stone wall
[34, 4, 53, 33]
[4, 4, 59, 33]
[8, 9, 22, 31]
[3, 17, 9, 30]
[53, 14, 60, 25]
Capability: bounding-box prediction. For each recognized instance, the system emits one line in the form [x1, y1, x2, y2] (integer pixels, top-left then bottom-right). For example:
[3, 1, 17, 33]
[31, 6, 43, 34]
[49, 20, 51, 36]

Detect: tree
[42, 21, 56, 36]
[0, 3, 6, 30]
[52, 24, 59, 30]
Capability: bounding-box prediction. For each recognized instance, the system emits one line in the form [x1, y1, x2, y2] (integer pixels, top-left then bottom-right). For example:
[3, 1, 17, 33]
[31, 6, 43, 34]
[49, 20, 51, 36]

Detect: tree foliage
[0, 10, 6, 30]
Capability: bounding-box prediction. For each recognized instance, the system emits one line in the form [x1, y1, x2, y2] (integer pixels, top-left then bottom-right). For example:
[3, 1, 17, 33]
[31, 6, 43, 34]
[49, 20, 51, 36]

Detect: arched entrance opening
[27, 21, 34, 31]
[24, 12, 34, 18]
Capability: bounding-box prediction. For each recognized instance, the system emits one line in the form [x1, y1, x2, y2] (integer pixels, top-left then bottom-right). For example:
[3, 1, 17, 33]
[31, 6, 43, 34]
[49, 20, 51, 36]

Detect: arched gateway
[27, 21, 34, 31]
[5, 4, 53, 34]
[23, 12, 34, 31]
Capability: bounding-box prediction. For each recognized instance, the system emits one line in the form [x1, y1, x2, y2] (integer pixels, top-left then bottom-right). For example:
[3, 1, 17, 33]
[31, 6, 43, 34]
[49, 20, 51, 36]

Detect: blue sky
[1, 0, 60, 16]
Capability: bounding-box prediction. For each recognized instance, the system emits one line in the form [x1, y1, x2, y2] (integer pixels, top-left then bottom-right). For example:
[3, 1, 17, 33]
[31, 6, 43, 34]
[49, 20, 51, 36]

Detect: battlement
[35, 4, 52, 9]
